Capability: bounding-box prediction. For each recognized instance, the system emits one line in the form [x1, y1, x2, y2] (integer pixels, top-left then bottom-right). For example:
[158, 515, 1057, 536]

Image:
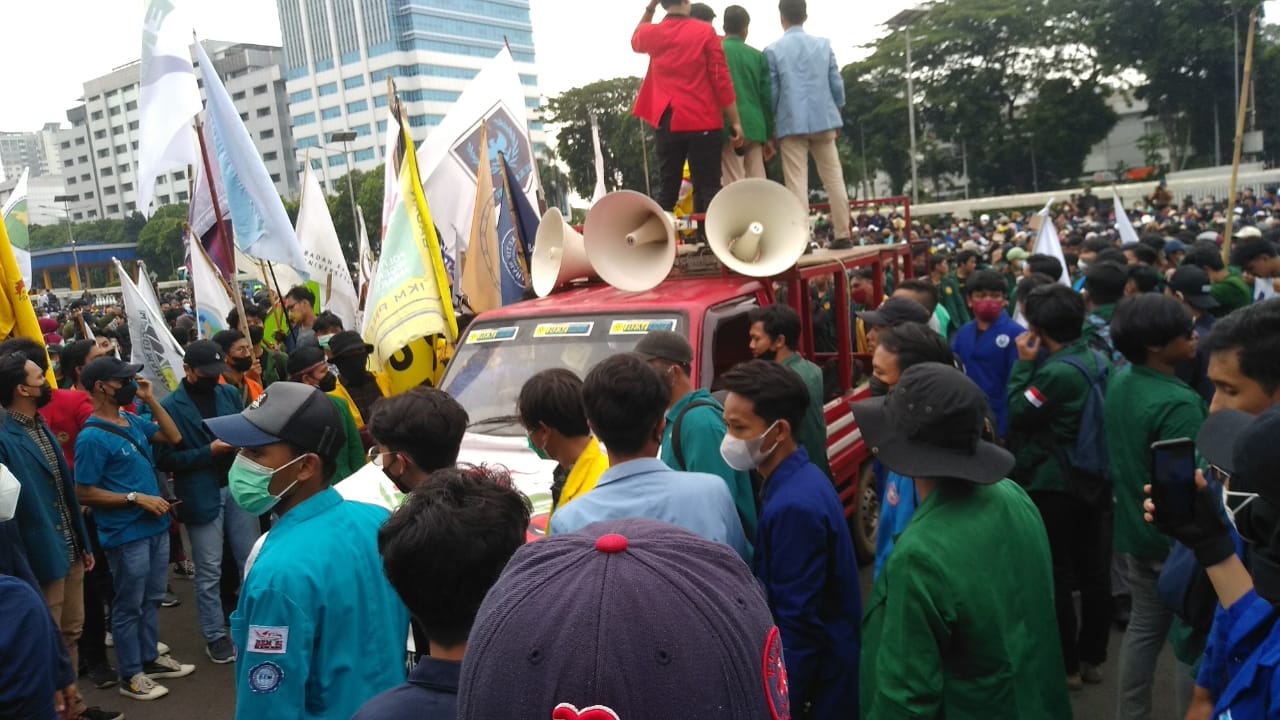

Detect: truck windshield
[440, 314, 687, 436]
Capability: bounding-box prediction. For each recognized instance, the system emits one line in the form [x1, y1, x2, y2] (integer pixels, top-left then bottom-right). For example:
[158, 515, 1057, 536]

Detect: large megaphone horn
[532, 208, 593, 297]
[583, 190, 676, 292]
[706, 178, 809, 277]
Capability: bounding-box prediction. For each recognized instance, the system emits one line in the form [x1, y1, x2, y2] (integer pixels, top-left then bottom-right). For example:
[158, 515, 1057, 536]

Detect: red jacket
[632, 15, 735, 132]
[39, 389, 92, 475]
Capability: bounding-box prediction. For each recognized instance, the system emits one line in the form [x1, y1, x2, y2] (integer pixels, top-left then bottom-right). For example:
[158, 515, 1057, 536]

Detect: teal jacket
[156, 383, 243, 525]
[781, 353, 831, 478]
[231, 488, 408, 719]
[0, 412, 90, 583]
[661, 389, 757, 541]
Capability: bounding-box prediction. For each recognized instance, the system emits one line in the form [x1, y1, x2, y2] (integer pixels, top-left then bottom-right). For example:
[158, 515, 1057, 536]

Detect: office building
[0, 123, 62, 182]
[58, 40, 301, 222]
[277, 0, 544, 184]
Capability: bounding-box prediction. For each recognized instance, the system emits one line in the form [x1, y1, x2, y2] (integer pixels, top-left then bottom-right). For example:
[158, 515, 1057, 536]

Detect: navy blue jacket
[155, 383, 242, 525]
[0, 520, 74, 718]
[0, 412, 90, 584]
[352, 656, 459, 720]
[753, 447, 862, 717]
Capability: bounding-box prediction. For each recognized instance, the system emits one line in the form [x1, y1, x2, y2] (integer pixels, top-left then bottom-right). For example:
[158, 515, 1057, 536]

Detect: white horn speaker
[706, 178, 809, 277]
[532, 208, 593, 297]
[582, 190, 676, 292]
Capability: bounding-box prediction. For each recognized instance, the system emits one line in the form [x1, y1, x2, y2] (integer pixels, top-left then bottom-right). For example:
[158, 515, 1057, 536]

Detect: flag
[1114, 192, 1141, 247]
[590, 113, 607, 205]
[138, 0, 201, 213]
[417, 47, 539, 284]
[189, 228, 235, 338]
[1034, 200, 1070, 288]
[1, 167, 31, 287]
[0, 214, 55, 386]
[356, 205, 376, 318]
[295, 160, 359, 329]
[500, 150, 538, 275]
[460, 123, 502, 315]
[194, 41, 307, 276]
[364, 115, 458, 393]
[189, 122, 235, 279]
[115, 259, 184, 399]
[379, 107, 402, 244]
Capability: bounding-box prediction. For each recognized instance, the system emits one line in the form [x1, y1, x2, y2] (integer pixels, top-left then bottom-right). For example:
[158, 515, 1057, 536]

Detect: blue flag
[194, 41, 307, 276]
[500, 151, 538, 268]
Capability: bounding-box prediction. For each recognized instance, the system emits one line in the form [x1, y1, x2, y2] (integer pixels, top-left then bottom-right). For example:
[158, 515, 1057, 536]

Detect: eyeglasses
[367, 446, 386, 467]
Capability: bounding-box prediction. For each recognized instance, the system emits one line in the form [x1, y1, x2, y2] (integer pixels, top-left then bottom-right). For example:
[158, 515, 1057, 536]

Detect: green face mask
[526, 435, 549, 461]
[229, 453, 306, 515]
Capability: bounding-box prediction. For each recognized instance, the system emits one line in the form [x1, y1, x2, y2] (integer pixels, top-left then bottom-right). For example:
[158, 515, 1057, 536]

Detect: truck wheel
[851, 460, 879, 566]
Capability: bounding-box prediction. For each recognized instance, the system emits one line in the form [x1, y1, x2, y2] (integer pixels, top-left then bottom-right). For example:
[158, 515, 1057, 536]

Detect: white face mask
[0, 464, 21, 523]
[719, 421, 779, 472]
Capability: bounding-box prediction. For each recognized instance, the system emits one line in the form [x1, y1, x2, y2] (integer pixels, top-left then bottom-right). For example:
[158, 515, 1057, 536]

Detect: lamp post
[328, 130, 361, 246]
[886, 7, 929, 206]
[52, 194, 83, 290]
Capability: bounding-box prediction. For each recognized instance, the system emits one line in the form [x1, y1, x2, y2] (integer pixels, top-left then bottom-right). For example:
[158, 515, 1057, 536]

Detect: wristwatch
[126, 492, 137, 504]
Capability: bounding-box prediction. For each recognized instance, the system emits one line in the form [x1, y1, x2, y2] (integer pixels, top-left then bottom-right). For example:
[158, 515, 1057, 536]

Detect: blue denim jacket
[765, 26, 845, 137]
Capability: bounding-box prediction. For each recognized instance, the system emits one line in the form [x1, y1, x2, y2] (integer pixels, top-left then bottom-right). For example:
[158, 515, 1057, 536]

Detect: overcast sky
[0, 0, 909, 132]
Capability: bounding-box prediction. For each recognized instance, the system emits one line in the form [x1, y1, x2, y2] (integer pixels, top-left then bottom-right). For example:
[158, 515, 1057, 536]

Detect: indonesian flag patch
[1024, 387, 1046, 408]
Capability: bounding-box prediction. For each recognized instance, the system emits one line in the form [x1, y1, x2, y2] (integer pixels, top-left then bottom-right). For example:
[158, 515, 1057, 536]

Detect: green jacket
[260, 349, 290, 388]
[937, 274, 970, 335]
[862, 479, 1069, 719]
[781, 352, 831, 478]
[722, 36, 774, 143]
[329, 397, 365, 484]
[1211, 270, 1252, 314]
[660, 389, 758, 541]
[1006, 340, 1109, 494]
[1104, 365, 1207, 561]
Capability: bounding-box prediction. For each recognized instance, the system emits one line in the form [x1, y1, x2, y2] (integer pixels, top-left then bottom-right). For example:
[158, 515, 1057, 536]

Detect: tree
[537, 147, 571, 213]
[544, 77, 656, 199]
[136, 204, 188, 280]
[326, 167, 384, 263]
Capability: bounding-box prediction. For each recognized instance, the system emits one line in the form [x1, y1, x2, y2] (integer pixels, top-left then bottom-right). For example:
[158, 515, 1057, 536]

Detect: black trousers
[654, 110, 723, 216]
[1031, 490, 1112, 673]
[78, 513, 114, 668]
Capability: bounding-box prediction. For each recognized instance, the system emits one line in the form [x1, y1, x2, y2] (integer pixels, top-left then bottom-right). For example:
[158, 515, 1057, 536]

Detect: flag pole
[1223, 9, 1258, 266]
[193, 115, 250, 342]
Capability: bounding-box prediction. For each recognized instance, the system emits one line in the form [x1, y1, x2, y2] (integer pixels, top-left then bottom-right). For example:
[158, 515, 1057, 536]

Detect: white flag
[138, 0, 201, 213]
[295, 162, 359, 329]
[189, 230, 235, 339]
[356, 205, 376, 330]
[1, 167, 31, 286]
[417, 47, 540, 277]
[1035, 200, 1071, 288]
[1113, 192, 1141, 247]
[115, 258, 186, 400]
[379, 109, 401, 243]
[590, 113, 607, 205]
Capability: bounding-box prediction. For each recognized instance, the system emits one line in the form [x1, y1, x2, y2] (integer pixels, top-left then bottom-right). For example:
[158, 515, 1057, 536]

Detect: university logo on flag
[450, 104, 535, 190]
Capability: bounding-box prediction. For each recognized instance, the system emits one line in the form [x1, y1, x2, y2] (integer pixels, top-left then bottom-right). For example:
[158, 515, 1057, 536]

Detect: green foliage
[326, 167, 384, 263]
[135, 204, 188, 281]
[544, 77, 656, 198]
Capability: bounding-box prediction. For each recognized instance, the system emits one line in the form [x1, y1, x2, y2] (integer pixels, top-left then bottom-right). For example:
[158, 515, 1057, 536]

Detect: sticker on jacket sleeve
[248, 661, 283, 693]
[1024, 387, 1045, 409]
[249, 625, 289, 654]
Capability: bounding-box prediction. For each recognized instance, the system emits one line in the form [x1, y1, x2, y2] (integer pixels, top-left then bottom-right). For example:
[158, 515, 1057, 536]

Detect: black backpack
[1046, 350, 1111, 505]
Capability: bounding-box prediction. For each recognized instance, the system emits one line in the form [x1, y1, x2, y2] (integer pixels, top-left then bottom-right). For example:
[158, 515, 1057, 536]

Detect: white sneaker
[142, 654, 195, 679]
[105, 631, 113, 647]
[157, 641, 170, 656]
[119, 672, 169, 701]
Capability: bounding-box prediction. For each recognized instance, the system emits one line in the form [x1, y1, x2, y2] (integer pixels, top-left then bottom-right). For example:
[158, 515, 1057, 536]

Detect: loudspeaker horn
[583, 190, 676, 292]
[706, 178, 809, 277]
[532, 208, 594, 297]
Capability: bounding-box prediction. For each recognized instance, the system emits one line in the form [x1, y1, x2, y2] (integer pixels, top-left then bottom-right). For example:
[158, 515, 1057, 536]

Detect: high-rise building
[0, 123, 61, 181]
[58, 40, 302, 223]
[277, 0, 543, 185]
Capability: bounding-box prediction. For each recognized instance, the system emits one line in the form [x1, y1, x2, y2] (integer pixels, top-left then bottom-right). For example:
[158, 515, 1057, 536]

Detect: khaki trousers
[42, 557, 86, 713]
[721, 141, 767, 186]
[780, 130, 851, 240]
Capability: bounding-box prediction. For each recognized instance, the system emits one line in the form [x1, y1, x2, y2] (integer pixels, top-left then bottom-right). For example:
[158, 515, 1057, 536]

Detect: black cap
[850, 364, 1014, 484]
[326, 330, 373, 359]
[631, 330, 693, 365]
[1167, 265, 1219, 311]
[1197, 406, 1280, 503]
[857, 297, 931, 328]
[80, 357, 144, 393]
[286, 345, 328, 380]
[183, 339, 229, 376]
[204, 382, 345, 460]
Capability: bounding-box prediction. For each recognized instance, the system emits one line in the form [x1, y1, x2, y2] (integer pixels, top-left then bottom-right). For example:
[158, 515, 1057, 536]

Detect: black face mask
[33, 383, 53, 409]
[249, 326, 265, 347]
[189, 375, 221, 393]
[1237, 499, 1280, 604]
[317, 372, 337, 393]
[230, 356, 254, 373]
[112, 381, 138, 407]
[333, 356, 367, 383]
[869, 375, 891, 397]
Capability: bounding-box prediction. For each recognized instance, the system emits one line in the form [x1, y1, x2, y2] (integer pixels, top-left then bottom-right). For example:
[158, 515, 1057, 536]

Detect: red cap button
[595, 533, 629, 553]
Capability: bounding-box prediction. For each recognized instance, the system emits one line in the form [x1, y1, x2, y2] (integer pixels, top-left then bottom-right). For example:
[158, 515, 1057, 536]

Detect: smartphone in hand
[1150, 438, 1197, 525]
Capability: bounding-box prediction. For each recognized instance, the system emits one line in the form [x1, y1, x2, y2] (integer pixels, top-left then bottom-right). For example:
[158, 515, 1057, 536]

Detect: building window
[87, 210, 97, 219]
[128, 120, 139, 130]
[343, 75, 364, 90]
[270, 173, 281, 182]
[125, 202, 135, 211]
[376, 120, 387, 133]
[80, 173, 91, 181]
[316, 59, 333, 72]
[289, 89, 313, 104]
[295, 112, 315, 126]
[83, 191, 94, 199]
[352, 124, 371, 137]
[264, 151, 278, 161]
[296, 135, 318, 148]
[346, 100, 367, 113]
[112, 125, 124, 135]
[232, 90, 246, 101]
[318, 82, 338, 96]
[239, 112, 249, 121]
[117, 164, 129, 174]
[374, 95, 388, 108]
[126, 100, 137, 111]
[90, 111, 103, 120]
[73, 212, 83, 221]
[107, 204, 119, 213]
[172, 170, 185, 180]
[102, 167, 113, 176]
[131, 141, 138, 150]
[254, 85, 267, 95]
[257, 107, 271, 117]
[60, 140, 71, 149]
[121, 182, 133, 191]
[114, 144, 127, 154]
[97, 149, 109, 158]
[109, 106, 121, 116]
[93, 130, 106, 139]
[68, 177, 77, 185]
[260, 128, 276, 140]
[354, 147, 375, 162]
[310, 159, 322, 171]
[328, 154, 346, 168]
[104, 186, 117, 195]
[321, 106, 342, 120]
[176, 191, 189, 201]
[64, 159, 75, 167]
[159, 195, 170, 204]
[79, 155, 88, 163]
[74, 137, 85, 145]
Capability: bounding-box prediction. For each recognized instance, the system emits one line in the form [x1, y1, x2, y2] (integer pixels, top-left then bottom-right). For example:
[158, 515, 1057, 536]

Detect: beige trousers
[780, 130, 851, 240]
[721, 141, 767, 186]
[42, 557, 86, 713]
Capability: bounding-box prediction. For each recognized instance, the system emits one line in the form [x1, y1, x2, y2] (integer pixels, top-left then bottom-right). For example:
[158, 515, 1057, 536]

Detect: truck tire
[850, 460, 879, 566]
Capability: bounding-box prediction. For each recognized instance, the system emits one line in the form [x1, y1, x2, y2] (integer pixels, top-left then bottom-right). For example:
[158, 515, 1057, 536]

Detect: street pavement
[79, 566, 1181, 719]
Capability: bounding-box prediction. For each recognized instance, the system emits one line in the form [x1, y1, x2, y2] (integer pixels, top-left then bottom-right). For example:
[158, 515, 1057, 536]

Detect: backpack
[1047, 350, 1111, 505]
[1085, 313, 1128, 371]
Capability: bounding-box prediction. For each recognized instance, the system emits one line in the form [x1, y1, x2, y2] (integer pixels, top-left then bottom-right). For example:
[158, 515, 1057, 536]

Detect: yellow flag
[459, 122, 501, 315]
[0, 218, 56, 385]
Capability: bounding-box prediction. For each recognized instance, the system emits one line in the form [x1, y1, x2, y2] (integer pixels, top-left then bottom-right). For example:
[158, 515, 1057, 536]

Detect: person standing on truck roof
[747, 304, 831, 478]
[548, 354, 749, 562]
[517, 369, 608, 519]
[633, 330, 756, 542]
